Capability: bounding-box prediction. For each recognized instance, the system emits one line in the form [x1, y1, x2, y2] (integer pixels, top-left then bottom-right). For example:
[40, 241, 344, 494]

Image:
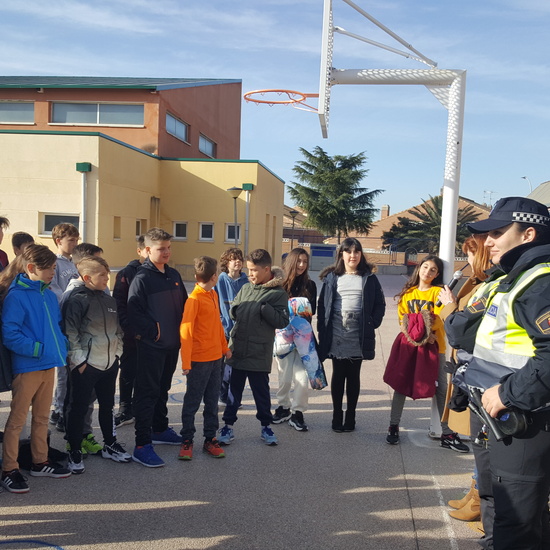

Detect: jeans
[180, 358, 222, 441]
[223, 369, 272, 426]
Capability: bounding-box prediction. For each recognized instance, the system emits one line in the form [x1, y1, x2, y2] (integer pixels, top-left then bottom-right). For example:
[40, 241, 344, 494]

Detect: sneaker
[67, 441, 88, 459]
[133, 444, 165, 468]
[261, 426, 278, 446]
[114, 411, 134, 427]
[49, 410, 60, 425]
[203, 438, 225, 458]
[30, 460, 71, 478]
[81, 434, 103, 455]
[55, 415, 65, 433]
[151, 427, 182, 445]
[441, 433, 470, 453]
[272, 406, 291, 424]
[288, 411, 308, 432]
[102, 441, 132, 463]
[218, 425, 235, 445]
[68, 450, 85, 474]
[386, 425, 400, 445]
[1, 469, 30, 493]
[178, 440, 193, 461]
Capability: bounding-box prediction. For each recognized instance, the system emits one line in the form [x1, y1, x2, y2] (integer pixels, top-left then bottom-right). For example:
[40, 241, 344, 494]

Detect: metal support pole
[81, 172, 87, 242]
[245, 189, 250, 256]
[438, 71, 466, 283]
[233, 197, 238, 248]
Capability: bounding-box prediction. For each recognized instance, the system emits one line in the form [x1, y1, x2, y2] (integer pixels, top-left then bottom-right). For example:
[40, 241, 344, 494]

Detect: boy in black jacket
[128, 228, 187, 468]
[113, 235, 148, 427]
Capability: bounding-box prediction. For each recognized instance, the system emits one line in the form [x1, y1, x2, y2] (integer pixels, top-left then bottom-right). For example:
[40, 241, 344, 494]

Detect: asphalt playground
[0, 274, 485, 550]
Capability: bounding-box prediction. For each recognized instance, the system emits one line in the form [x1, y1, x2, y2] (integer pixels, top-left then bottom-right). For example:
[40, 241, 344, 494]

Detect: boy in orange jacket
[178, 256, 231, 461]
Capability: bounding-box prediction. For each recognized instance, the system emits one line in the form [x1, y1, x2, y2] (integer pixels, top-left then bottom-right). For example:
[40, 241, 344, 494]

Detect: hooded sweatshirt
[62, 284, 123, 370]
[2, 274, 68, 374]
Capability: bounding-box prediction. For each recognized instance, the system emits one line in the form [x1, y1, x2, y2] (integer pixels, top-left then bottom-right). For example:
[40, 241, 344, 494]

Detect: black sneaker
[49, 410, 60, 425]
[386, 424, 400, 445]
[30, 460, 71, 478]
[289, 411, 308, 432]
[114, 411, 134, 427]
[1, 469, 30, 493]
[272, 406, 291, 424]
[55, 415, 65, 433]
[441, 433, 470, 453]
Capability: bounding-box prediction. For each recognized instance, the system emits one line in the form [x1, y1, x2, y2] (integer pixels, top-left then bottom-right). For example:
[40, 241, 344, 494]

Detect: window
[0, 102, 34, 123]
[225, 223, 241, 243]
[135, 219, 147, 237]
[113, 216, 121, 240]
[166, 113, 189, 142]
[51, 103, 144, 126]
[199, 134, 216, 158]
[173, 222, 187, 240]
[199, 222, 214, 241]
[41, 213, 80, 235]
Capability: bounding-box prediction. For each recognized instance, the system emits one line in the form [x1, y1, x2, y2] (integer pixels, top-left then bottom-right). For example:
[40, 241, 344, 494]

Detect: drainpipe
[76, 162, 92, 242]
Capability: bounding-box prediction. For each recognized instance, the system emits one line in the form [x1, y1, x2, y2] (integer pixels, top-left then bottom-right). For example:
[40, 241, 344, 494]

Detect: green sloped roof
[0, 76, 241, 90]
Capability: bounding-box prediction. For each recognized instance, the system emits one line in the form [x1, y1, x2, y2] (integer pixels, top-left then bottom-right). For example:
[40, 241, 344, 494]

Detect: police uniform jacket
[446, 242, 550, 413]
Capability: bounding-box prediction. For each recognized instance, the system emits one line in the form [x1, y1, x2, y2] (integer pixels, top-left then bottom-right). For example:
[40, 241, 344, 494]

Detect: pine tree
[287, 146, 382, 243]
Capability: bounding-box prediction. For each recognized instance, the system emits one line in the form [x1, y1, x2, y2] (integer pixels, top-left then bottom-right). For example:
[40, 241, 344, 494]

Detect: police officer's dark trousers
[489, 411, 550, 550]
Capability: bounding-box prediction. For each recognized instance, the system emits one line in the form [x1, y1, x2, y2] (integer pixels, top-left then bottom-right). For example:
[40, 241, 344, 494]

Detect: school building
[0, 77, 284, 277]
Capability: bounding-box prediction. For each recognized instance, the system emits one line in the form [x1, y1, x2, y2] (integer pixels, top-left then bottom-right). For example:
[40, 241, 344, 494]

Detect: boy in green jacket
[218, 249, 289, 446]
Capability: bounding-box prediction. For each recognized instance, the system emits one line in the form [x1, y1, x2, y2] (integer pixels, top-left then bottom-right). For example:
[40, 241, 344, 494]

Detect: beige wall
[0, 132, 98, 249]
[0, 132, 283, 280]
[161, 160, 284, 277]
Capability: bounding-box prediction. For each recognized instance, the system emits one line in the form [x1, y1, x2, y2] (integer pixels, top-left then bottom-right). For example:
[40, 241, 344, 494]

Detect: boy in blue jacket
[1, 245, 71, 493]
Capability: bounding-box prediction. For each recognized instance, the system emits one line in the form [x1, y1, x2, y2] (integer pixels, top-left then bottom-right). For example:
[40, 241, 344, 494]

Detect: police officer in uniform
[447, 196, 550, 550]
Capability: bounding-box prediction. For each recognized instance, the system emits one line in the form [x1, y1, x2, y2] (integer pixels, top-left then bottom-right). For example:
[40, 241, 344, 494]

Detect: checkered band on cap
[512, 211, 550, 225]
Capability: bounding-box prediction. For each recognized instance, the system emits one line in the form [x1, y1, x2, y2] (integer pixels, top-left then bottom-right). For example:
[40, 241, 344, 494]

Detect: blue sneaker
[132, 444, 165, 468]
[151, 427, 182, 446]
[261, 426, 278, 446]
[218, 425, 235, 445]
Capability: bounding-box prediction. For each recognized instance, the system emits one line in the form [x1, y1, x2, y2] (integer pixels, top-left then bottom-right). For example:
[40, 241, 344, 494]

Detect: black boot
[332, 410, 344, 432]
[343, 410, 356, 432]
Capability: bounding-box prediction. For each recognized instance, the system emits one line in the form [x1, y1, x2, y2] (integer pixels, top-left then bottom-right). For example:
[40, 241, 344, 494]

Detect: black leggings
[330, 358, 362, 415]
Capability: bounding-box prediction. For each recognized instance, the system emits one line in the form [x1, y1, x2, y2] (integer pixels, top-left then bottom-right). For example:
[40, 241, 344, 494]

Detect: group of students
[0, 221, 477, 492]
[4, 197, 548, 549]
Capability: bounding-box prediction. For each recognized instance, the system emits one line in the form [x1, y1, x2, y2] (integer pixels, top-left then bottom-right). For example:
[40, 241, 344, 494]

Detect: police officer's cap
[467, 196, 550, 234]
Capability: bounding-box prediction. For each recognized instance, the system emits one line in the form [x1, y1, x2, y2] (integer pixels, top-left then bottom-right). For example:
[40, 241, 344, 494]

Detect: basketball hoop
[244, 89, 319, 113]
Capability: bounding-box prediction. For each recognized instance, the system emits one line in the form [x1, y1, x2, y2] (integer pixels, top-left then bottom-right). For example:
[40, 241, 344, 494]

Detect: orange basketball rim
[244, 89, 319, 112]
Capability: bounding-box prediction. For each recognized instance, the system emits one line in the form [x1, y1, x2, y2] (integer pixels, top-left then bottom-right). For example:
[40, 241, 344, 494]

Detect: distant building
[282, 206, 327, 255]
[0, 77, 284, 275]
[528, 181, 550, 207]
[322, 196, 491, 266]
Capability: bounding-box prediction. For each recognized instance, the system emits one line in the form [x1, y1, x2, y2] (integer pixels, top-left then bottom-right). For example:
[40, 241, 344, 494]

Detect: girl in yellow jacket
[385, 255, 469, 453]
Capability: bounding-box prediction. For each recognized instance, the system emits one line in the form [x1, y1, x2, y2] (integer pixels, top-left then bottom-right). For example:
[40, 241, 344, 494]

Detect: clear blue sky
[1, 0, 548, 216]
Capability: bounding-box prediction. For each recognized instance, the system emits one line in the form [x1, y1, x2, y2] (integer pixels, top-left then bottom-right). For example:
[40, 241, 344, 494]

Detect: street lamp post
[227, 187, 243, 247]
[288, 209, 299, 251]
[521, 176, 533, 194]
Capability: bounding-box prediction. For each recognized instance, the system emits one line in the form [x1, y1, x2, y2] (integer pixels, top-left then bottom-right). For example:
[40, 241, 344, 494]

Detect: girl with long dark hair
[317, 238, 386, 432]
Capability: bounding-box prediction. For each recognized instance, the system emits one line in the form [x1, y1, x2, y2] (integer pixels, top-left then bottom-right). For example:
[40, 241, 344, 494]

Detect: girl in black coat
[317, 238, 386, 431]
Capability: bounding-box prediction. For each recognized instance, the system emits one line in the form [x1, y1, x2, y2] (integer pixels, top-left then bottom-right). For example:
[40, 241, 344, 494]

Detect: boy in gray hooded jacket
[63, 257, 129, 474]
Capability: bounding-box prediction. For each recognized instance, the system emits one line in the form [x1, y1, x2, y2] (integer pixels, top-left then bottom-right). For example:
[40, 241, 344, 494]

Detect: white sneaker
[102, 441, 132, 463]
[68, 450, 85, 474]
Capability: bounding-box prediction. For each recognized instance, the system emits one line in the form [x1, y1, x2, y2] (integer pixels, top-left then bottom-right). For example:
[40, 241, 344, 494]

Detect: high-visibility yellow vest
[473, 264, 550, 371]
